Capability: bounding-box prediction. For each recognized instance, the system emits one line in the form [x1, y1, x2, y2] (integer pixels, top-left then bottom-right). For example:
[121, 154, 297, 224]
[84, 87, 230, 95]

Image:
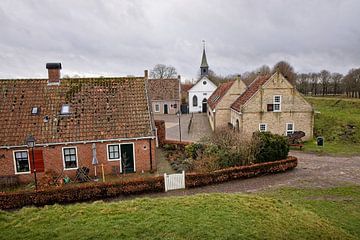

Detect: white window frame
[154, 103, 160, 113]
[61, 104, 70, 115]
[62, 147, 79, 170]
[286, 123, 294, 136]
[13, 150, 30, 174]
[273, 95, 282, 112]
[259, 123, 267, 132]
[106, 143, 136, 173]
[107, 144, 121, 161]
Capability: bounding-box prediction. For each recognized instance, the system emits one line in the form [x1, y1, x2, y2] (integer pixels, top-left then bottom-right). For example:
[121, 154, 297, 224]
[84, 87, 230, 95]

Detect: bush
[253, 132, 289, 163]
[185, 143, 204, 159]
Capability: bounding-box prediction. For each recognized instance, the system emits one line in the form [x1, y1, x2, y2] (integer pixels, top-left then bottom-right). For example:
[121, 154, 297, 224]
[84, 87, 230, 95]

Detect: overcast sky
[0, 0, 359, 80]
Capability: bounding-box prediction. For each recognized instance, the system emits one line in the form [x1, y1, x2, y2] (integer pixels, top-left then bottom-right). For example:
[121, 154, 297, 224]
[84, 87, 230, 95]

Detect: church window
[193, 95, 198, 107]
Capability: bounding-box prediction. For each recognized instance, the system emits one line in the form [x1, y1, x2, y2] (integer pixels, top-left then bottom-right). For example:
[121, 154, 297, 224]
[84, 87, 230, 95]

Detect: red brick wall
[0, 138, 156, 183]
[155, 120, 166, 146]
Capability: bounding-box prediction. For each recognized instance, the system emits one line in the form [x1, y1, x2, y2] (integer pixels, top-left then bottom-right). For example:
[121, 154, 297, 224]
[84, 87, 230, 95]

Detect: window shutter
[29, 149, 45, 173]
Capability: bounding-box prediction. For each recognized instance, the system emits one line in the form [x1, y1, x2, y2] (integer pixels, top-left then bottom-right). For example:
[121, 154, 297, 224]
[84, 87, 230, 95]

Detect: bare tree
[319, 70, 331, 96]
[272, 61, 297, 85]
[150, 64, 177, 79]
[331, 73, 343, 95]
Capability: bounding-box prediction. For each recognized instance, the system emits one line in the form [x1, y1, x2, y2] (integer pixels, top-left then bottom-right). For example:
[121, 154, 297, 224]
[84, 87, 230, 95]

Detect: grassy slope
[263, 186, 360, 239]
[304, 97, 360, 155]
[1, 187, 360, 240]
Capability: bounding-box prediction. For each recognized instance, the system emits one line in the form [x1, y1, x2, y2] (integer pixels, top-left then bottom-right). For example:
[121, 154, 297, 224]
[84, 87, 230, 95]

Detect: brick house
[230, 72, 314, 140]
[207, 78, 247, 130]
[0, 63, 156, 183]
[148, 77, 180, 115]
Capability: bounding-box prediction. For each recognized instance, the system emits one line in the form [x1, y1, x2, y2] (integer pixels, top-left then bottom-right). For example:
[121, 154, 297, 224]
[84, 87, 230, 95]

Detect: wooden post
[101, 164, 105, 182]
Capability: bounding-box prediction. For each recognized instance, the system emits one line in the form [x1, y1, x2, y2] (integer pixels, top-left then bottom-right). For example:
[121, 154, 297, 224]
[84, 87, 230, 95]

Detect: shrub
[163, 144, 177, 151]
[185, 143, 204, 159]
[253, 132, 289, 163]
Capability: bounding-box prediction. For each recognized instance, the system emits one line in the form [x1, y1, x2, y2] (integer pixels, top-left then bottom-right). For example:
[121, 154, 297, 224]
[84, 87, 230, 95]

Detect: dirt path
[122, 152, 360, 201]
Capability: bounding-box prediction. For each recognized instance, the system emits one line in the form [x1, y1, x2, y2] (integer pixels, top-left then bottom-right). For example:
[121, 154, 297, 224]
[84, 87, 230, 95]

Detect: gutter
[0, 136, 156, 149]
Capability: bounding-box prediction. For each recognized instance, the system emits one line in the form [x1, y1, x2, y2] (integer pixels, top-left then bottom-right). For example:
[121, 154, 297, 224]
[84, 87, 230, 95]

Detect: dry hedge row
[0, 157, 297, 210]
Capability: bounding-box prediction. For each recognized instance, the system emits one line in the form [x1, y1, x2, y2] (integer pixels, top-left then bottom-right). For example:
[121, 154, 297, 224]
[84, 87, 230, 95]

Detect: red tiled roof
[208, 81, 235, 110]
[181, 83, 193, 94]
[148, 78, 180, 101]
[0, 77, 153, 146]
[231, 75, 271, 112]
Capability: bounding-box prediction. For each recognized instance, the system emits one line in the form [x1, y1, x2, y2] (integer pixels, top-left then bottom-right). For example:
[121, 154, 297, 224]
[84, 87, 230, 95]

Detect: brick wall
[0, 138, 156, 183]
[155, 120, 166, 146]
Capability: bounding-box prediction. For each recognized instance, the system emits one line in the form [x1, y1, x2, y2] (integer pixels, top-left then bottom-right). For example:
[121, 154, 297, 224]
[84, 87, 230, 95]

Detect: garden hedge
[0, 156, 297, 210]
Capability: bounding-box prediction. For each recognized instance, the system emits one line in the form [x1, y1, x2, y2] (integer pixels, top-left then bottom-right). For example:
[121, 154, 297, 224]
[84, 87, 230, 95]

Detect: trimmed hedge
[0, 157, 297, 210]
[0, 177, 164, 210]
[186, 156, 297, 188]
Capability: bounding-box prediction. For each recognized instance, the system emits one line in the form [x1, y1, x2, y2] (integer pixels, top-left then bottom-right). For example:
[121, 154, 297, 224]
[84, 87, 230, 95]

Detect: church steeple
[200, 40, 209, 77]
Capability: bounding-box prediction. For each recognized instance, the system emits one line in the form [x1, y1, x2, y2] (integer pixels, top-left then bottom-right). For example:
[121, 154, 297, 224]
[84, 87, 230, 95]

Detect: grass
[1, 186, 360, 240]
[304, 97, 360, 155]
[262, 186, 360, 238]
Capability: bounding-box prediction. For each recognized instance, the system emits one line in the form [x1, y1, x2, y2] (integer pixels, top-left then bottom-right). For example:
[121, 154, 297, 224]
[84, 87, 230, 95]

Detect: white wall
[188, 77, 217, 113]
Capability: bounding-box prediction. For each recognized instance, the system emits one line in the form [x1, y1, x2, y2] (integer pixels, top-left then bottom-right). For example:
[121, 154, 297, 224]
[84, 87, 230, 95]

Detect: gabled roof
[200, 49, 209, 68]
[231, 75, 271, 112]
[148, 78, 180, 101]
[0, 77, 154, 147]
[208, 81, 235, 110]
[181, 83, 194, 94]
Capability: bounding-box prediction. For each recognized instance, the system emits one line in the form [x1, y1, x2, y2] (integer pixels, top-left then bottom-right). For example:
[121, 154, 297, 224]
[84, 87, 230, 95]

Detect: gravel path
[122, 151, 360, 201]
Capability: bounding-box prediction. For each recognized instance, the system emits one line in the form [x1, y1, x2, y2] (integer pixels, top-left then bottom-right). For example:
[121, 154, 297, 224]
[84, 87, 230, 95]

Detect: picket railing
[164, 171, 185, 192]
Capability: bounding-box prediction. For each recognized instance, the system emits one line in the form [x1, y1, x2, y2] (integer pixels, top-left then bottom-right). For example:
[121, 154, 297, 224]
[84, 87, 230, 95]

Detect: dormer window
[31, 107, 40, 115]
[61, 104, 70, 115]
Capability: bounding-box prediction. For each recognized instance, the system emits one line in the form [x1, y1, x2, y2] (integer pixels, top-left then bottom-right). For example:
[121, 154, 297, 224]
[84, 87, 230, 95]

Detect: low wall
[0, 156, 297, 210]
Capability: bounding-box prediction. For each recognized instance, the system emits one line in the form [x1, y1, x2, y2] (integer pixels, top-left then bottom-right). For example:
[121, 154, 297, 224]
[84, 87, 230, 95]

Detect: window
[154, 104, 160, 112]
[203, 81, 207, 85]
[62, 147, 78, 169]
[286, 123, 294, 136]
[31, 107, 40, 115]
[259, 123, 267, 132]
[13, 151, 30, 173]
[193, 95, 198, 106]
[107, 144, 120, 161]
[273, 95, 281, 112]
[61, 104, 70, 115]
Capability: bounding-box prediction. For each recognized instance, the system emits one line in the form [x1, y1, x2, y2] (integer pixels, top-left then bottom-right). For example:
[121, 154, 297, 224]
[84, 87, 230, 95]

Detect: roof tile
[0, 77, 153, 146]
[208, 81, 235, 109]
[231, 75, 270, 112]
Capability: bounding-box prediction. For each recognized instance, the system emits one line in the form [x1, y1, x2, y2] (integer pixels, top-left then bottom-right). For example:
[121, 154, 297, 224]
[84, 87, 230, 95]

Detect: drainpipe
[149, 138, 153, 171]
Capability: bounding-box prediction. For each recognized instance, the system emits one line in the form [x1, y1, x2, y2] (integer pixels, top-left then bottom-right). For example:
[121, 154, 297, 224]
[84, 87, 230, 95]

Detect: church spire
[200, 40, 209, 77]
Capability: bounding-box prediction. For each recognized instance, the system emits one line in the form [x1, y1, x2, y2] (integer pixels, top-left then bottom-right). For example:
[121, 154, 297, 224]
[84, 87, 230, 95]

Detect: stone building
[207, 77, 247, 130]
[230, 72, 314, 140]
[0, 64, 156, 183]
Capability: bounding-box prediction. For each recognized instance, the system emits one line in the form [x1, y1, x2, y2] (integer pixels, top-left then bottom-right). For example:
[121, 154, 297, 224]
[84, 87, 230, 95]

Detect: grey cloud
[0, 0, 359, 80]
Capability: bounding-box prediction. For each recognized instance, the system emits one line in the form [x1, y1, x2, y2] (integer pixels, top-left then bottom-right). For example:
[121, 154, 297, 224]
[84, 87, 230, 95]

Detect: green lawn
[304, 97, 360, 155]
[1, 186, 359, 240]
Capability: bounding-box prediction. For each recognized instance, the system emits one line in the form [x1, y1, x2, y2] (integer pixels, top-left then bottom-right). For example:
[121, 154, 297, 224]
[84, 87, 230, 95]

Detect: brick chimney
[144, 69, 148, 79]
[46, 63, 62, 85]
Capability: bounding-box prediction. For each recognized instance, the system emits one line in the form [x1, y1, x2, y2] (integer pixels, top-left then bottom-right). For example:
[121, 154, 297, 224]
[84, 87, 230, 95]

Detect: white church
[188, 47, 217, 113]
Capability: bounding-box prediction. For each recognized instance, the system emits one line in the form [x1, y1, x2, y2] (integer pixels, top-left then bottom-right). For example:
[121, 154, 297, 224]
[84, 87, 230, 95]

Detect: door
[29, 149, 45, 173]
[164, 104, 168, 114]
[202, 99, 207, 113]
[121, 144, 135, 173]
